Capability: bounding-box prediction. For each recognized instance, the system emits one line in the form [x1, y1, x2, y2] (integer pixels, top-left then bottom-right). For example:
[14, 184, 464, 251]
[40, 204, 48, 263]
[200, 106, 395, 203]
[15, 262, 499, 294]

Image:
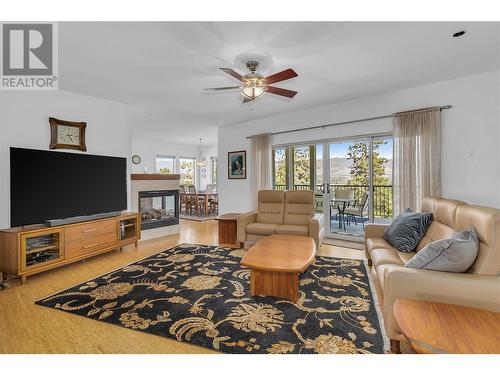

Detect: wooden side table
[215, 213, 240, 248]
[394, 299, 500, 354]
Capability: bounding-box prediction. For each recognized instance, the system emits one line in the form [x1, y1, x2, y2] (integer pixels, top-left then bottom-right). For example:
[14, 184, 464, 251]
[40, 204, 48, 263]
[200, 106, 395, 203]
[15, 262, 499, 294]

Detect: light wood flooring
[0, 219, 376, 354]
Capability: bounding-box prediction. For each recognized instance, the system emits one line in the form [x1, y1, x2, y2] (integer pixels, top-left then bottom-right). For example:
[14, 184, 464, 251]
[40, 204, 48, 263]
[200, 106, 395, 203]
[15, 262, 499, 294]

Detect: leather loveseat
[365, 196, 500, 352]
[237, 190, 325, 249]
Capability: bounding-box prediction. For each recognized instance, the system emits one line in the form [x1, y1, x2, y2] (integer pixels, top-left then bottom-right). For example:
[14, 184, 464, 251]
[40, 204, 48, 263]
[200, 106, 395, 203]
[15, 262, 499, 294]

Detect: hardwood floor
[0, 219, 366, 354]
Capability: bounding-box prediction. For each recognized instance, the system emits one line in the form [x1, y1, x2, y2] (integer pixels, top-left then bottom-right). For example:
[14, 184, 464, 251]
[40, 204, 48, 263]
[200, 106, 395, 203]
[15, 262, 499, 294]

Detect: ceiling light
[453, 30, 466, 38]
[242, 86, 265, 100]
[196, 138, 206, 167]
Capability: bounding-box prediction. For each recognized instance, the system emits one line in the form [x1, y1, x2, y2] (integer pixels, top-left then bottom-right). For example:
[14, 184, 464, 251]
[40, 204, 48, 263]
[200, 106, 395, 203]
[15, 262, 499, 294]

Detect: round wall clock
[132, 155, 142, 164]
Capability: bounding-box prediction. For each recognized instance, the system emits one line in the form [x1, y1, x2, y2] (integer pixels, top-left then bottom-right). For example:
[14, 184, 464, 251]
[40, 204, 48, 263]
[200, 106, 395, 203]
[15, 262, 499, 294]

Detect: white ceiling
[59, 22, 500, 145]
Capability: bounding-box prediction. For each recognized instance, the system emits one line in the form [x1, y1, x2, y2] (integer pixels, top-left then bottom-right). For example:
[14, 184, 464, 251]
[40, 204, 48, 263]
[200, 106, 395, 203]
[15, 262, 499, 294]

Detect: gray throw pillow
[405, 227, 479, 272]
[383, 208, 433, 252]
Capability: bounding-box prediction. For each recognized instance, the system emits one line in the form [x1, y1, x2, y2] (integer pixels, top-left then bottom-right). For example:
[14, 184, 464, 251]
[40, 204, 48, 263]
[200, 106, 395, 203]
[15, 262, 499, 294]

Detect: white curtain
[393, 107, 441, 214]
[250, 134, 272, 209]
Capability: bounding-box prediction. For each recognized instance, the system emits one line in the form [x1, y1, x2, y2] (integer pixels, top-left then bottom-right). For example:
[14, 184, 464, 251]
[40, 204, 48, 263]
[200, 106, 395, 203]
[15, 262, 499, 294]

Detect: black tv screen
[10, 147, 127, 227]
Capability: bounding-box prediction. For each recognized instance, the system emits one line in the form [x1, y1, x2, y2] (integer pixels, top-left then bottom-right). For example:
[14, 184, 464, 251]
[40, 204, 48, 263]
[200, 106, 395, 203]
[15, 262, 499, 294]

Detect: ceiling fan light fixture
[242, 86, 265, 100]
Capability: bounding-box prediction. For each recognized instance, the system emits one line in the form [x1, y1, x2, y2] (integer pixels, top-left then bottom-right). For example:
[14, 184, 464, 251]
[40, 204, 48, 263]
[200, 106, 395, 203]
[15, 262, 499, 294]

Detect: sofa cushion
[283, 190, 314, 225]
[397, 251, 415, 264]
[416, 221, 456, 251]
[275, 224, 309, 236]
[375, 264, 402, 291]
[405, 227, 479, 272]
[371, 248, 405, 267]
[256, 190, 285, 225]
[366, 237, 394, 255]
[383, 209, 433, 252]
[455, 205, 500, 276]
[246, 223, 278, 236]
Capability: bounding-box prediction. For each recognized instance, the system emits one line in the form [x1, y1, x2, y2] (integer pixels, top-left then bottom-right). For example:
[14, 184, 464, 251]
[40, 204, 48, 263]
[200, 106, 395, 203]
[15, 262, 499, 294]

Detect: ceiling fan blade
[220, 68, 243, 81]
[266, 86, 298, 98]
[243, 96, 252, 103]
[264, 68, 298, 84]
[204, 86, 241, 91]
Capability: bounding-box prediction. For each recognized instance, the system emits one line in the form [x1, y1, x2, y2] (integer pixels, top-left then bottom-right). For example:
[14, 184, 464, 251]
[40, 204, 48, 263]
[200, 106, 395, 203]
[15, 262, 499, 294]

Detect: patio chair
[330, 189, 355, 224]
[344, 192, 369, 229]
[314, 192, 323, 211]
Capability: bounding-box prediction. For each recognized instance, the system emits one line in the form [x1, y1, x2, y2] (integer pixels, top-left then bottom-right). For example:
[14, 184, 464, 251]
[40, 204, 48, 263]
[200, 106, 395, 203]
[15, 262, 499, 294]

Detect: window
[292, 145, 314, 190]
[179, 158, 196, 186]
[210, 157, 218, 184]
[156, 155, 175, 174]
[272, 147, 288, 190]
[273, 145, 315, 190]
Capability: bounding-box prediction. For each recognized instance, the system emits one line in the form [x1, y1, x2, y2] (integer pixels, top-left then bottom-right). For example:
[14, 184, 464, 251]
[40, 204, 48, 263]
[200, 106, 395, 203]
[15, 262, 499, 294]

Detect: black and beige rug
[36, 244, 388, 354]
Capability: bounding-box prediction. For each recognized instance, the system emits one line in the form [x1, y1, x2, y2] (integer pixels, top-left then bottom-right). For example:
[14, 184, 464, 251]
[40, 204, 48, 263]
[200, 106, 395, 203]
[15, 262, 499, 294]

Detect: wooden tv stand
[0, 212, 141, 284]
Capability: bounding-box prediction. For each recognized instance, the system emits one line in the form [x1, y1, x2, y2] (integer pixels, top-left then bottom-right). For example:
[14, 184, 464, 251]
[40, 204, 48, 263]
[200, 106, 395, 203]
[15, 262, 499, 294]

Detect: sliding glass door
[272, 135, 393, 241]
[324, 136, 393, 239]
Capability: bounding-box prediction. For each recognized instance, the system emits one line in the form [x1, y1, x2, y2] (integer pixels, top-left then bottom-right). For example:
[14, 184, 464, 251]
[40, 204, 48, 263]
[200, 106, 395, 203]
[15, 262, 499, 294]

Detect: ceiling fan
[204, 61, 298, 103]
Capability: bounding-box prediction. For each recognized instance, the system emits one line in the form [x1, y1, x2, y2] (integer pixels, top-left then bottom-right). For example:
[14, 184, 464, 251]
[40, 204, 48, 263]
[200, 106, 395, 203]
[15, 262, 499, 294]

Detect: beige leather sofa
[365, 196, 500, 352]
[237, 190, 325, 249]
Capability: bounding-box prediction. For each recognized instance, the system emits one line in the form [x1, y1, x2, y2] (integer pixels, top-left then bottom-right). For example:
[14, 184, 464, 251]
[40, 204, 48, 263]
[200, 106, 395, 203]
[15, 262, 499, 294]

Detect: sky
[327, 139, 393, 159]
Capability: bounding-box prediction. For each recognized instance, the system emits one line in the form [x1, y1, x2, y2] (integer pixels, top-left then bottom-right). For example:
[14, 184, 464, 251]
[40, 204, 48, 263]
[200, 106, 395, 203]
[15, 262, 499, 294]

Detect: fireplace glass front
[138, 190, 179, 230]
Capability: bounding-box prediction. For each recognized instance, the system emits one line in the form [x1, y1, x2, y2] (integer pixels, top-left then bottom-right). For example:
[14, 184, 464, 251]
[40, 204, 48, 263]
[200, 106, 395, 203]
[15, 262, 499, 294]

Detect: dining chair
[205, 184, 218, 215]
[187, 185, 206, 216]
[206, 184, 215, 194]
[179, 185, 188, 214]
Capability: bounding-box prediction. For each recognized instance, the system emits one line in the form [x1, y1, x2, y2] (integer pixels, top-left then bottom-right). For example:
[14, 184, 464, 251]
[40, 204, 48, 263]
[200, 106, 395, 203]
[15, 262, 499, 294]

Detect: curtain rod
[246, 105, 452, 139]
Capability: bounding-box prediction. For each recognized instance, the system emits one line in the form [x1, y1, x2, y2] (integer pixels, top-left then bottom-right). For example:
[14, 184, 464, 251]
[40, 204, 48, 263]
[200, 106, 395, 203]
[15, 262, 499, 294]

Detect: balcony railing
[273, 183, 393, 218]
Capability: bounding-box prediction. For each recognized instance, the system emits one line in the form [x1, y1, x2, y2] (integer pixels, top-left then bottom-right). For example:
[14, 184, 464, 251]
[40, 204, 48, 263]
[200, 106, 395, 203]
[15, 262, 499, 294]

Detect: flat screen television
[10, 147, 127, 227]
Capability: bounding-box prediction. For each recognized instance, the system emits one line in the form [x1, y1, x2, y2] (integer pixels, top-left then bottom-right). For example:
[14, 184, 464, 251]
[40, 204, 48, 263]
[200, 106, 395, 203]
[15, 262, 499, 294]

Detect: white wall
[131, 139, 218, 189]
[0, 90, 134, 228]
[218, 70, 500, 213]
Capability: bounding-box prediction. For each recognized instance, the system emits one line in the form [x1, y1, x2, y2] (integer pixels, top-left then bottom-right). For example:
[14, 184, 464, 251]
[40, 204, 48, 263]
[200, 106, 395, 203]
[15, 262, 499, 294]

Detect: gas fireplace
[138, 190, 179, 230]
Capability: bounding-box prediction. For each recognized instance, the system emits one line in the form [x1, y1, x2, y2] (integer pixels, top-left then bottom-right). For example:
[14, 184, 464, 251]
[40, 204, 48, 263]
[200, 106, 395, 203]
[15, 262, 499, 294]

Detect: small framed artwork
[228, 150, 246, 179]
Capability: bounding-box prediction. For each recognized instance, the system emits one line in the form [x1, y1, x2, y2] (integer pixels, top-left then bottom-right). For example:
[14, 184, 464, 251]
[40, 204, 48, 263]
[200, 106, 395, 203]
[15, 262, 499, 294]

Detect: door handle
[82, 228, 98, 233]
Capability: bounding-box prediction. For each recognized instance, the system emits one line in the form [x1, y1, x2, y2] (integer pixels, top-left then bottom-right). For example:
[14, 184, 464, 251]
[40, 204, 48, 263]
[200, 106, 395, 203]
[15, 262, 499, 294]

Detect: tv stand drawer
[65, 219, 116, 243]
[65, 231, 117, 259]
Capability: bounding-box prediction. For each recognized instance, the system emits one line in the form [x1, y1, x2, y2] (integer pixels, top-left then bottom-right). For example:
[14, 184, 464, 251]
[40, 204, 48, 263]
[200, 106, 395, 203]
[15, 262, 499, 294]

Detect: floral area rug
[36, 244, 388, 354]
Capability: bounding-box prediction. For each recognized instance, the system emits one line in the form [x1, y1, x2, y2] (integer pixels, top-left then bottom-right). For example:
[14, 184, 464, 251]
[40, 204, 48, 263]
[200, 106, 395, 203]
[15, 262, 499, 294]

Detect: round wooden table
[394, 299, 500, 354]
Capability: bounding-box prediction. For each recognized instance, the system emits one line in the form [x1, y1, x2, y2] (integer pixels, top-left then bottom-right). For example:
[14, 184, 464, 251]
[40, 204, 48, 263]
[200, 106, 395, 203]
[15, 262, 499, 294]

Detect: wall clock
[132, 155, 142, 164]
[49, 117, 87, 151]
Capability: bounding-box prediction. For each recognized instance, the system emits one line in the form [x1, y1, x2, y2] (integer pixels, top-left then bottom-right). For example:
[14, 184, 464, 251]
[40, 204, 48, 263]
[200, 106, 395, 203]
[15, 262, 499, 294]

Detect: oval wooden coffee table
[240, 234, 316, 303]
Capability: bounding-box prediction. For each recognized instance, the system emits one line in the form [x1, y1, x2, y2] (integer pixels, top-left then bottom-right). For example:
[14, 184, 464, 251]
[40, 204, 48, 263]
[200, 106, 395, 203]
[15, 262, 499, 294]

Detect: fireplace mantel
[131, 174, 180, 180]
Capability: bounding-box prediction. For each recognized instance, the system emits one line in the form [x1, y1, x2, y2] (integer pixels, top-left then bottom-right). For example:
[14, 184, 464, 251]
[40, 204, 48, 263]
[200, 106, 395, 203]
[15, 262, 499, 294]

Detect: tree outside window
[179, 158, 196, 186]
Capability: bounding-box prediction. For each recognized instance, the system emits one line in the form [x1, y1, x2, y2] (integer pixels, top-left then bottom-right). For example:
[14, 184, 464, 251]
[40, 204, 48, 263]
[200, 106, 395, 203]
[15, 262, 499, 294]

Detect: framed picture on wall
[228, 150, 246, 179]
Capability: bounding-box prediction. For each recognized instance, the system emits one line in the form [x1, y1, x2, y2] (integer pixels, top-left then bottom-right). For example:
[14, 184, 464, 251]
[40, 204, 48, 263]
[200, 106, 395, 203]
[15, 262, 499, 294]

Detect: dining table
[330, 197, 356, 230]
[195, 190, 218, 216]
